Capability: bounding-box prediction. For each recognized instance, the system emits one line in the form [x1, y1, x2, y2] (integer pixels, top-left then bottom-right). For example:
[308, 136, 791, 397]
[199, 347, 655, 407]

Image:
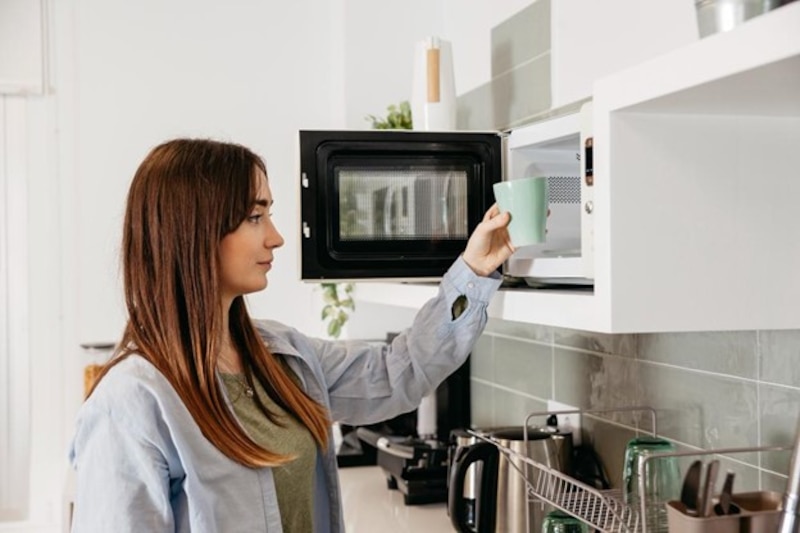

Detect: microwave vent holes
[547, 175, 581, 205]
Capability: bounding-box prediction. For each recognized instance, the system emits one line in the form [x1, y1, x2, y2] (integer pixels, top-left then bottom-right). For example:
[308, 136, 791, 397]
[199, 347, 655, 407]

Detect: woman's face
[218, 171, 284, 304]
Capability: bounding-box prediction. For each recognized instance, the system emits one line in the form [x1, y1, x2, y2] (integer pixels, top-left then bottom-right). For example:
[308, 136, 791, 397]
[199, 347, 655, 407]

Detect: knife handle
[701, 460, 720, 517]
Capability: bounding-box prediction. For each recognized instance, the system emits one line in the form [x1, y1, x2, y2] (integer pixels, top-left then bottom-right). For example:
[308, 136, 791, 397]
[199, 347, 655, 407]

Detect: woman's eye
[247, 214, 263, 223]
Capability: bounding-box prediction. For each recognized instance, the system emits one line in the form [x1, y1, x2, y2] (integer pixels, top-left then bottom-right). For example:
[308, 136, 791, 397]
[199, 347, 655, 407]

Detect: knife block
[666, 491, 782, 533]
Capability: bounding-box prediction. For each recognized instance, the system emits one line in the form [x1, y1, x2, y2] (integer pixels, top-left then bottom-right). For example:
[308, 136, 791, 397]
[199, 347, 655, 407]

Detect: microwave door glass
[336, 168, 469, 242]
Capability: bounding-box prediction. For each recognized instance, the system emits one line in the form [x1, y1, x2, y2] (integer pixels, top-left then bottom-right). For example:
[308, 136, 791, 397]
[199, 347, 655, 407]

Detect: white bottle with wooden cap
[411, 36, 456, 131]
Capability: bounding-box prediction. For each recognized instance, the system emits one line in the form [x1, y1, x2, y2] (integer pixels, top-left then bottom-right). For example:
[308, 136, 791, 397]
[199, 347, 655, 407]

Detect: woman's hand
[462, 203, 515, 277]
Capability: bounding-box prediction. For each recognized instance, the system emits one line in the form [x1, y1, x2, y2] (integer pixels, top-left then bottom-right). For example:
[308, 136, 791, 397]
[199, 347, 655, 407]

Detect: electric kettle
[448, 426, 574, 533]
[448, 428, 497, 529]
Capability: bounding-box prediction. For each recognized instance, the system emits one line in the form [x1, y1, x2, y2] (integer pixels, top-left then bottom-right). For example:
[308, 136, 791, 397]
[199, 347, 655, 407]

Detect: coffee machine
[356, 352, 471, 505]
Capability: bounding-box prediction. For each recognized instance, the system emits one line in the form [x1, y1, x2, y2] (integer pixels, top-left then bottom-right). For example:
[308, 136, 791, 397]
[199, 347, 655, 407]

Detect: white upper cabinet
[357, 3, 800, 333]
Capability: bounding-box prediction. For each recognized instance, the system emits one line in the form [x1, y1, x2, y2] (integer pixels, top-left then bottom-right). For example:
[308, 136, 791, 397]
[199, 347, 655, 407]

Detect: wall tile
[457, 84, 586, 131]
[492, 387, 546, 427]
[716, 458, 761, 492]
[760, 330, 800, 387]
[490, 54, 551, 131]
[456, 81, 495, 131]
[456, 53, 551, 132]
[762, 470, 790, 493]
[493, 336, 551, 398]
[486, 318, 551, 342]
[554, 327, 638, 358]
[638, 364, 758, 454]
[471, 334, 494, 382]
[553, 347, 644, 427]
[758, 382, 800, 474]
[470, 380, 495, 429]
[638, 330, 758, 378]
[490, 0, 550, 77]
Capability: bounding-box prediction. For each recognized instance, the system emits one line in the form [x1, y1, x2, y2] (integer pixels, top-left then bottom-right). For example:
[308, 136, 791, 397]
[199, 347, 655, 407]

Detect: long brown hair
[89, 138, 329, 466]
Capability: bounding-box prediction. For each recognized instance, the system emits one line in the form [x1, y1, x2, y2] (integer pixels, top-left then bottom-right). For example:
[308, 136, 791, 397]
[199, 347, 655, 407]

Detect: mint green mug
[493, 176, 548, 247]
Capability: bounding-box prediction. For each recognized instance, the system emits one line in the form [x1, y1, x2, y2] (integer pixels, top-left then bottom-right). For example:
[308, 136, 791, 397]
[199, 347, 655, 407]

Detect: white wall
[70, 0, 348, 345]
[5, 0, 544, 529]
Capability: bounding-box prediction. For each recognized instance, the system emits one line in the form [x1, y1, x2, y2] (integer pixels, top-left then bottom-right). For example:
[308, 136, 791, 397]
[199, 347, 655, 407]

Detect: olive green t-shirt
[221, 371, 317, 533]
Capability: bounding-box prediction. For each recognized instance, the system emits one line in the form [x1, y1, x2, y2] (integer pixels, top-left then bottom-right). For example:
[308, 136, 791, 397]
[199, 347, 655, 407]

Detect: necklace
[232, 374, 255, 399]
[218, 359, 254, 399]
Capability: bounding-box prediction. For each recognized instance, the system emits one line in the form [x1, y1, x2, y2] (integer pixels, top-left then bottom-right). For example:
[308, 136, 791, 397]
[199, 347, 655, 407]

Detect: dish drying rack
[468, 406, 792, 533]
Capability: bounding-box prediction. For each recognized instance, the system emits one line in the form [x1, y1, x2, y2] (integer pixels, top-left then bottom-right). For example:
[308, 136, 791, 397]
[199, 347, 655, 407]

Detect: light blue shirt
[68, 257, 501, 532]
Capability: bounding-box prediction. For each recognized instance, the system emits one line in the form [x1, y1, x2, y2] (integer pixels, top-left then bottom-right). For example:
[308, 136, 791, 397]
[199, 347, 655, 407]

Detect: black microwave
[299, 130, 502, 281]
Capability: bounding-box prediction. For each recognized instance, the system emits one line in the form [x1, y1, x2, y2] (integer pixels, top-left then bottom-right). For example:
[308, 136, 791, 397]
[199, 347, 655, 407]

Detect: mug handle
[448, 441, 499, 533]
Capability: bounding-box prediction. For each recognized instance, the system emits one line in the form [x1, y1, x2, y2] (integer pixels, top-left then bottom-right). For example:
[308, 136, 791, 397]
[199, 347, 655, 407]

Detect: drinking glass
[541, 510, 588, 533]
[622, 436, 681, 530]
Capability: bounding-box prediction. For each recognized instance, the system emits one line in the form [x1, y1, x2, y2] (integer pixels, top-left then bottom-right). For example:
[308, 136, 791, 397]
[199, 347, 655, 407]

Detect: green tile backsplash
[490, 0, 551, 77]
[760, 330, 800, 387]
[638, 330, 759, 378]
[471, 319, 800, 492]
[456, 0, 552, 131]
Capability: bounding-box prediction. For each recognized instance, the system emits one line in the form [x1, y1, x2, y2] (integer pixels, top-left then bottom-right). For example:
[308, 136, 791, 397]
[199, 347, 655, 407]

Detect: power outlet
[547, 400, 582, 446]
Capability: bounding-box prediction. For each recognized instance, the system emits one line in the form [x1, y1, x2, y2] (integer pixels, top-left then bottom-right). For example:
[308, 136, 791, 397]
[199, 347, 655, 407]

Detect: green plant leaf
[328, 320, 342, 338]
[322, 290, 338, 305]
[365, 100, 413, 130]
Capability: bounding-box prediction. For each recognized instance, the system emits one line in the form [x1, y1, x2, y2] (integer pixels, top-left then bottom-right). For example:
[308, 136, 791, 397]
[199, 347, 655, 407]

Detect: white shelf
[593, 3, 800, 117]
[357, 4, 800, 333]
[355, 282, 598, 331]
[588, 2, 800, 332]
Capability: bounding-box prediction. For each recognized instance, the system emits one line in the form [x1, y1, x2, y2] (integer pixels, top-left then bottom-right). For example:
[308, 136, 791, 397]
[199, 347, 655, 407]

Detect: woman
[69, 138, 514, 532]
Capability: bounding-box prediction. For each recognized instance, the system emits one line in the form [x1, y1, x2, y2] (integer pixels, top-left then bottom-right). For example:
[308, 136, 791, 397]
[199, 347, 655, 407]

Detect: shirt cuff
[442, 256, 503, 305]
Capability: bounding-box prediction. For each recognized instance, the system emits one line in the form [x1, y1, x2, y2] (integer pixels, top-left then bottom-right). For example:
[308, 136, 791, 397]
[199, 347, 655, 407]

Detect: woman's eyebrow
[253, 199, 273, 208]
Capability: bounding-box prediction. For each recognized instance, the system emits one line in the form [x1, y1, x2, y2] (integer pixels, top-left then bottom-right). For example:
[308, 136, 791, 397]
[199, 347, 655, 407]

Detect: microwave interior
[299, 130, 501, 281]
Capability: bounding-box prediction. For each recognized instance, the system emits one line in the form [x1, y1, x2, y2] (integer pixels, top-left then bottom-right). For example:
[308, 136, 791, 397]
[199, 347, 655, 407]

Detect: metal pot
[448, 426, 574, 533]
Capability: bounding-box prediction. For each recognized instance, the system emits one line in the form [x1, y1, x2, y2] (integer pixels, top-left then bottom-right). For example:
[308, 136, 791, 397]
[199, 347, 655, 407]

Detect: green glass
[622, 436, 681, 530]
[541, 510, 588, 533]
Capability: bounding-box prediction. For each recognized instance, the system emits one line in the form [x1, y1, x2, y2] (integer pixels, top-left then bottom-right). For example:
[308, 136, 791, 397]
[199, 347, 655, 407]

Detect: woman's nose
[266, 223, 284, 249]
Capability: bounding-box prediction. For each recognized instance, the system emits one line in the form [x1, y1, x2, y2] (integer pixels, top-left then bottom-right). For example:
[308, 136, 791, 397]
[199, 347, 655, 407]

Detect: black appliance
[299, 130, 501, 281]
[355, 353, 471, 505]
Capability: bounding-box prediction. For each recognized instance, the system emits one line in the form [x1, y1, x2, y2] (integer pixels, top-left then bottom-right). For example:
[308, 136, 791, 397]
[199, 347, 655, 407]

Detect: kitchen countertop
[339, 465, 454, 532]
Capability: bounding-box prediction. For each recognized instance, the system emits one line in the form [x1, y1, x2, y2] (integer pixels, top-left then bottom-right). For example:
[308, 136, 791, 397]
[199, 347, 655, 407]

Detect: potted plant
[366, 101, 413, 130]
